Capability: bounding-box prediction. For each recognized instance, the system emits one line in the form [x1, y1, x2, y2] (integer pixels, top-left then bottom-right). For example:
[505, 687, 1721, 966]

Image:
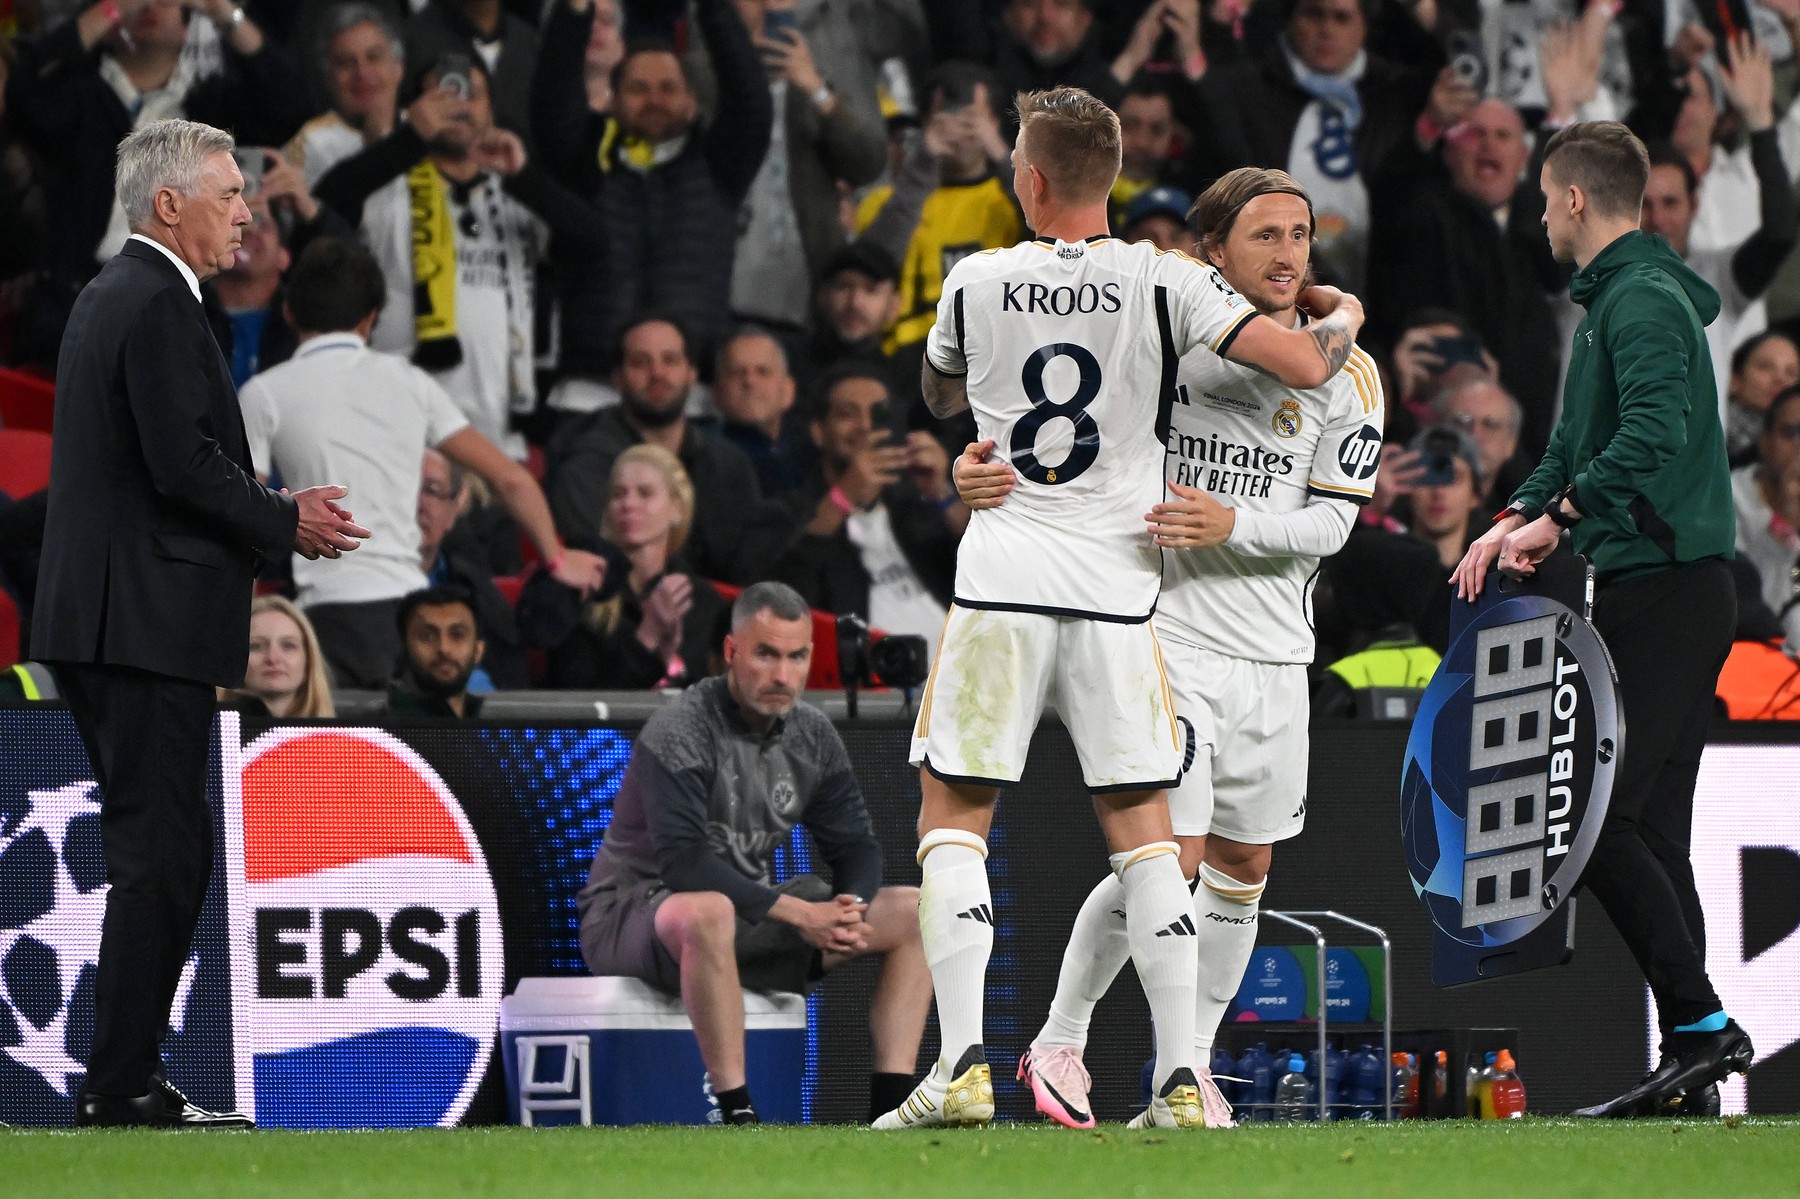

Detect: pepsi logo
[227, 727, 502, 1129]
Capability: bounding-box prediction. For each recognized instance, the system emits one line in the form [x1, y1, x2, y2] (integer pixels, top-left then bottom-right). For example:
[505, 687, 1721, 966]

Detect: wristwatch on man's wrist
[1544, 484, 1584, 530]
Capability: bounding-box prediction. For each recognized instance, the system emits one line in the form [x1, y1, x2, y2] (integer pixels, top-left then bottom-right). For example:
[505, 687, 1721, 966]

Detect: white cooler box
[500, 977, 807, 1125]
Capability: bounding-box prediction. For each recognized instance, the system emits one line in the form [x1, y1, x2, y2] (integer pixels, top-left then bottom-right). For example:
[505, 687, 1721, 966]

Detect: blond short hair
[1015, 87, 1121, 207]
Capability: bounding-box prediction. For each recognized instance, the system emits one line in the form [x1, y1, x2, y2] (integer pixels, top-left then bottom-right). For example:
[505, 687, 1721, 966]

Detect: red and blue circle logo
[226, 727, 502, 1128]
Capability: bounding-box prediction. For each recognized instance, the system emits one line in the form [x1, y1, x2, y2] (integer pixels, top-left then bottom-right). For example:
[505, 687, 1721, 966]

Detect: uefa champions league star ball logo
[0, 783, 107, 1097]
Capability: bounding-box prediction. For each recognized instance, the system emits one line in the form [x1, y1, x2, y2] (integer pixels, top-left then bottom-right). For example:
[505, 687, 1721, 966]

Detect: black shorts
[578, 874, 832, 996]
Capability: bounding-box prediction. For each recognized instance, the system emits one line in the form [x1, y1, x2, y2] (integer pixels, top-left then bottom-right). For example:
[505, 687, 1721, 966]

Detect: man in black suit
[31, 118, 370, 1130]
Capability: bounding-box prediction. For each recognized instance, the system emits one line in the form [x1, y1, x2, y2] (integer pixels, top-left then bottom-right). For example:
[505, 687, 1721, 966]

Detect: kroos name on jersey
[999, 280, 1123, 315]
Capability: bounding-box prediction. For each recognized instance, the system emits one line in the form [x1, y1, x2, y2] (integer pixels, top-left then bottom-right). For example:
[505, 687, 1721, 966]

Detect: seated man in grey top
[576, 581, 929, 1125]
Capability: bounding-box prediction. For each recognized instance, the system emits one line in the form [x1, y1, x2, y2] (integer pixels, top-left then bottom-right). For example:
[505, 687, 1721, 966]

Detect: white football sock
[1036, 872, 1130, 1049]
[1115, 842, 1198, 1091]
[1193, 861, 1266, 1054]
[917, 829, 992, 1077]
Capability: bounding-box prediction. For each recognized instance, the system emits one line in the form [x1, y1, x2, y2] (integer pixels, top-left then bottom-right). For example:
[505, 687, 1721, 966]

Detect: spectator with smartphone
[770, 363, 963, 649]
[533, 0, 772, 400]
[5, 0, 310, 366]
[1400, 424, 1486, 570]
[726, 0, 888, 337]
[851, 62, 1021, 355]
[286, 3, 408, 188]
[1387, 307, 1496, 424]
[405, 0, 540, 137]
[315, 54, 607, 460]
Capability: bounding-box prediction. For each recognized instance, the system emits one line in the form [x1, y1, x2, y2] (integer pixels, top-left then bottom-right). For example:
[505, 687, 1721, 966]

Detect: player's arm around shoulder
[1226, 285, 1366, 391]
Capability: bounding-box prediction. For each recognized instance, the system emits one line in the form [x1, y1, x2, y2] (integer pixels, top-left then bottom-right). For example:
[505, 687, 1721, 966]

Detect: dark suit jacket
[32, 241, 300, 689]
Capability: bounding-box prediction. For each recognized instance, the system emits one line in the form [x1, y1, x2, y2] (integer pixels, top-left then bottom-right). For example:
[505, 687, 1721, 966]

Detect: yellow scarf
[407, 160, 461, 368]
[597, 117, 678, 173]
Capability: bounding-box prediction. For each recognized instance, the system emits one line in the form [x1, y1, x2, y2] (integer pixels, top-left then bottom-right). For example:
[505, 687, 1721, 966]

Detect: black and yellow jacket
[1512, 231, 1735, 584]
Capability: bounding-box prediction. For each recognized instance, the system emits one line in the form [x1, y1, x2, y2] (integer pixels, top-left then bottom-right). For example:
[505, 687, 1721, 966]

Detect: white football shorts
[909, 605, 1183, 792]
[1161, 636, 1310, 844]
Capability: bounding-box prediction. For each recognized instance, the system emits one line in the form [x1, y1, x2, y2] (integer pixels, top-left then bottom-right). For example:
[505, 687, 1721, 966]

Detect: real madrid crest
[1272, 398, 1302, 439]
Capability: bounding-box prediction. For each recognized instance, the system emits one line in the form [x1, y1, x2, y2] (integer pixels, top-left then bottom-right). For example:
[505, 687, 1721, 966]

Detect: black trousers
[1585, 559, 1735, 1035]
[305, 597, 402, 691]
[55, 663, 215, 1097]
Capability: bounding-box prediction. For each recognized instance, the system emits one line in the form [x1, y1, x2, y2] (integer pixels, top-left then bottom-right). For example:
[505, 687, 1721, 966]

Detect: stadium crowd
[3, 0, 1800, 714]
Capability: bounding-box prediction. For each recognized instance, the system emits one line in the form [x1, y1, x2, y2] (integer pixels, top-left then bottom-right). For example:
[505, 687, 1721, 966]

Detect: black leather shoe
[1573, 1022, 1752, 1119]
[75, 1078, 254, 1129]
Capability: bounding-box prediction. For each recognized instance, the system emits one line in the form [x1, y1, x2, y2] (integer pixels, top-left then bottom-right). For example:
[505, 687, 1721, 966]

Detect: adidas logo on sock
[1155, 914, 1197, 937]
[956, 904, 994, 924]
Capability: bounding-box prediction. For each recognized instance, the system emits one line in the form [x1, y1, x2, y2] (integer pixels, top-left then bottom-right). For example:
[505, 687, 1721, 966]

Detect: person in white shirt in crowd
[1731, 384, 1800, 637]
[771, 363, 964, 652]
[239, 237, 606, 689]
[315, 54, 608, 459]
[1636, 38, 1796, 409]
[286, 3, 408, 188]
[1684, 0, 1800, 254]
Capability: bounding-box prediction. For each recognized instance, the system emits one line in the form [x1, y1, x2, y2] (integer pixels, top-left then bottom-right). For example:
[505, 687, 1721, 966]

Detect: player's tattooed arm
[1309, 318, 1355, 378]
[921, 360, 971, 418]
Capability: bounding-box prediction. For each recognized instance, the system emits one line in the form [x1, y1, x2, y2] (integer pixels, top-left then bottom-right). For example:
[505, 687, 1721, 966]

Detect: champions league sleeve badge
[1400, 551, 1622, 987]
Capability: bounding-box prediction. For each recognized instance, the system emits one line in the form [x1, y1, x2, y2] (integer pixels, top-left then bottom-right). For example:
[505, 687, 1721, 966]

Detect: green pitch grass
[8, 1119, 1800, 1199]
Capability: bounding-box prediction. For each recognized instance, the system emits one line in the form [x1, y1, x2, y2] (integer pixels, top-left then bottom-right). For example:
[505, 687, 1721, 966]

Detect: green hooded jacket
[1511, 230, 1735, 583]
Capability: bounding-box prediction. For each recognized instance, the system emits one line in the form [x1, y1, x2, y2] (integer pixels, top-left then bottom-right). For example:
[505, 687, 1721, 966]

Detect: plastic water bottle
[1239, 1042, 1275, 1121]
[1431, 1051, 1449, 1119]
[1347, 1044, 1385, 1119]
[1465, 1052, 1482, 1118]
[1211, 1047, 1242, 1106]
[1274, 1054, 1311, 1122]
[1474, 1051, 1499, 1119]
[1390, 1051, 1419, 1119]
[1305, 1045, 1349, 1118]
[1486, 1049, 1526, 1119]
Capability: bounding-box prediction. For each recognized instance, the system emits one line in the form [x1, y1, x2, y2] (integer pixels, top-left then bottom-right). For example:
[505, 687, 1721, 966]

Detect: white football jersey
[926, 236, 1260, 621]
[1158, 328, 1385, 663]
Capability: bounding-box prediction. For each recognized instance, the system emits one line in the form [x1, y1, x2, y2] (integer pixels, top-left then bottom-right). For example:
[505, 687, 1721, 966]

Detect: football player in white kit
[957, 167, 1385, 1129]
[873, 92, 1366, 1132]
